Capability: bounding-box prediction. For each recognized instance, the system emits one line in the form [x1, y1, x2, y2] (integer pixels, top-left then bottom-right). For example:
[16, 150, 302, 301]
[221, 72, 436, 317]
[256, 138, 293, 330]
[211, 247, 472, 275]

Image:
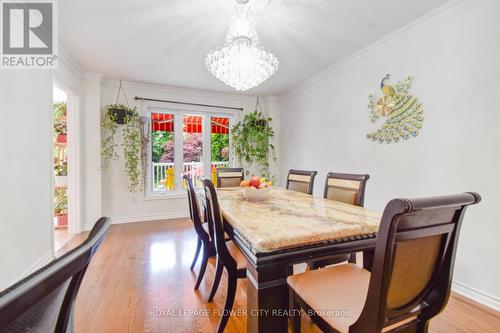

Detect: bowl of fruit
[240, 176, 273, 202]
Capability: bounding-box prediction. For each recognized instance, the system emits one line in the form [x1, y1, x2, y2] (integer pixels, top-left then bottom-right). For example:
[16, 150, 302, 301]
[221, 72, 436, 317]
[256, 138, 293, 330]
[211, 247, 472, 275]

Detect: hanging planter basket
[105, 81, 135, 125]
[107, 105, 134, 125]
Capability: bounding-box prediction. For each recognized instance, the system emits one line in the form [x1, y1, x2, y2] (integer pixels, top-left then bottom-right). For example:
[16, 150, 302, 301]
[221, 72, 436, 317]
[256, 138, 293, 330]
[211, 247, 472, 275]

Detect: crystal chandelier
[206, 0, 278, 91]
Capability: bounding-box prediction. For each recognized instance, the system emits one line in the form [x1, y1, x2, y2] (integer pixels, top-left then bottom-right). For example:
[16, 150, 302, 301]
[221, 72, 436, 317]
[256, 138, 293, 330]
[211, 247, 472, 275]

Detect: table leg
[247, 263, 291, 333]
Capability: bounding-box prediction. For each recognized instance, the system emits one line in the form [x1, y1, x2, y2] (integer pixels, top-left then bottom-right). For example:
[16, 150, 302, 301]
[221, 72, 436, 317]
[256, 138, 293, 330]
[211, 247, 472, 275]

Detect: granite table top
[216, 187, 381, 254]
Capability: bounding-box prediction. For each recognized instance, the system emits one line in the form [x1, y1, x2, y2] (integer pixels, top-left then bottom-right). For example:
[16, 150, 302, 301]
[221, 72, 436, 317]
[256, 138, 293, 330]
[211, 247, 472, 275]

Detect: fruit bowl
[242, 186, 271, 202]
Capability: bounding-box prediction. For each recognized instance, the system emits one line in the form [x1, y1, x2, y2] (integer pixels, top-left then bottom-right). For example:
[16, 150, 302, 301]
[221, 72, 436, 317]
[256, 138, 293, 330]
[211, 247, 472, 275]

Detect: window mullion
[203, 116, 211, 181]
[173, 113, 184, 191]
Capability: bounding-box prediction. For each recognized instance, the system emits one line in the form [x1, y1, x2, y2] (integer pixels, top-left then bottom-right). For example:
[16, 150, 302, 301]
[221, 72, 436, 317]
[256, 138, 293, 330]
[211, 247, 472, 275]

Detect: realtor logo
[1, 0, 58, 68]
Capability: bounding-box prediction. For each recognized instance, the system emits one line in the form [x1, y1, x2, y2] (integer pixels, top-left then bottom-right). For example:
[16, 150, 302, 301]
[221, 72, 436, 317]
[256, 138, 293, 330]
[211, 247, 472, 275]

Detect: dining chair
[286, 169, 318, 195]
[201, 176, 247, 333]
[309, 173, 370, 268]
[323, 172, 370, 207]
[183, 173, 215, 290]
[216, 167, 244, 188]
[0, 217, 110, 333]
[288, 192, 481, 333]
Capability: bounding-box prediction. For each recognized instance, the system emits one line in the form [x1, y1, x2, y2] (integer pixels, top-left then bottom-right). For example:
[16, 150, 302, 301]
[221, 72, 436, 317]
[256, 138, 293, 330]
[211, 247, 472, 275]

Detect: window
[150, 110, 232, 194]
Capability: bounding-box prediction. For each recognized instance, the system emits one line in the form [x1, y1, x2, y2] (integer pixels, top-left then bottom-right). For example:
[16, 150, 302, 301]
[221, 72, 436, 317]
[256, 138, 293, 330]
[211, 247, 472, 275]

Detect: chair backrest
[351, 192, 481, 333]
[0, 217, 110, 333]
[200, 177, 237, 270]
[323, 172, 370, 206]
[286, 169, 318, 195]
[183, 173, 211, 243]
[216, 168, 244, 188]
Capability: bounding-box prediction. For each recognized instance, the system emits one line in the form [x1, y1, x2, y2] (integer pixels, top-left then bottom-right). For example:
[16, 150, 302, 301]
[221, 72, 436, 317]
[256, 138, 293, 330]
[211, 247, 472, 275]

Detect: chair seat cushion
[226, 241, 247, 270]
[287, 264, 370, 333]
[202, 223, 230, 241]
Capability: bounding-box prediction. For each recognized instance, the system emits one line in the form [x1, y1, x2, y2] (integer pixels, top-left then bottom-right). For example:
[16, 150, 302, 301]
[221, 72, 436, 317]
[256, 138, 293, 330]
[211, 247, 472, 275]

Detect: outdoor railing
[152, 161, 230, 191]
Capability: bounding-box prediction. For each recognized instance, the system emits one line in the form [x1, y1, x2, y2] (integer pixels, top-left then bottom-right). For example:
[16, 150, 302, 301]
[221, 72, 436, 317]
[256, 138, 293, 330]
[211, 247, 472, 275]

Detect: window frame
[145, 106, 235, 199]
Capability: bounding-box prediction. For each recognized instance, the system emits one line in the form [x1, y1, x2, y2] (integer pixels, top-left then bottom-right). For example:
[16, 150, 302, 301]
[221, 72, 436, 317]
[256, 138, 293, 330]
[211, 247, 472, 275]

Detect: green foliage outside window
[152, 131, 173, 162]
[211, 133, 229, 162]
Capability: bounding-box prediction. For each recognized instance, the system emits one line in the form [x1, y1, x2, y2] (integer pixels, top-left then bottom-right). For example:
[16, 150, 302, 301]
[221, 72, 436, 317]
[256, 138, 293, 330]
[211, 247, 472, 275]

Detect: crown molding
[57, 45, 85, 79]
[277, 0, 484, 101]
[102, 79, 259, 104]
[83, 72, 104, 81]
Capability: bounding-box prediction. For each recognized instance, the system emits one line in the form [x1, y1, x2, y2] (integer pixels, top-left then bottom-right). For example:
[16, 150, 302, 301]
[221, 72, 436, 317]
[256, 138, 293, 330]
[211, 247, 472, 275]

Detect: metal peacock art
[367, 75, 424, 143]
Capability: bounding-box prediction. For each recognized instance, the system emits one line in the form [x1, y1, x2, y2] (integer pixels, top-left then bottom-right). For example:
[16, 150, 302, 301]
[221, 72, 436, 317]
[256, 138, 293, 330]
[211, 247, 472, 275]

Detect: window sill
[143, 192, 187, 201]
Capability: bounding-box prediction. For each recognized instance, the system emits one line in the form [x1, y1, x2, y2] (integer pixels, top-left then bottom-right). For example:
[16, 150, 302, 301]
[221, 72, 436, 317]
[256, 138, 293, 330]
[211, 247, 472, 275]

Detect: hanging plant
[101, 81, 143, 192]
[231, 98, 276, 180]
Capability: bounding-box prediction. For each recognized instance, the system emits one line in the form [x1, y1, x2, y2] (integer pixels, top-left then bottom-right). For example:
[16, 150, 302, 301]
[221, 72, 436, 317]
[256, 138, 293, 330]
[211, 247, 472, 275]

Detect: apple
[240, 180, 250, 187]
[258, 183, 267, 189]
[249, 176, 261, 188]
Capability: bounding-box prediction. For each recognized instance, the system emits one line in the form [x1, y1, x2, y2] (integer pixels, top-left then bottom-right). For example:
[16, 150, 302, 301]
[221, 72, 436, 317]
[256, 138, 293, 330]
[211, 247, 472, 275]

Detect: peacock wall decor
[366, 75, 424, 143]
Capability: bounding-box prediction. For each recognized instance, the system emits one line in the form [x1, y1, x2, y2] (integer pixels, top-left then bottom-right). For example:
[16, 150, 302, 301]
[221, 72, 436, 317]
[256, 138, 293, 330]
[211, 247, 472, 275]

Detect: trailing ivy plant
[231, 110, 276, 180]
[101, 104, 142, 192]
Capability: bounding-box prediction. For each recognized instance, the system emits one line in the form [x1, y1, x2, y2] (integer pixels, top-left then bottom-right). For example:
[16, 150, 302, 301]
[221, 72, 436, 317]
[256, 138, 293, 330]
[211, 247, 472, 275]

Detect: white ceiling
[60, 0, 450, 95]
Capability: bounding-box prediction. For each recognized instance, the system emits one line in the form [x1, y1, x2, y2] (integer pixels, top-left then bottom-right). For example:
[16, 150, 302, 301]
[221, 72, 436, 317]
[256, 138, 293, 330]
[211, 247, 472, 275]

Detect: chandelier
[206, 0, 278, 91]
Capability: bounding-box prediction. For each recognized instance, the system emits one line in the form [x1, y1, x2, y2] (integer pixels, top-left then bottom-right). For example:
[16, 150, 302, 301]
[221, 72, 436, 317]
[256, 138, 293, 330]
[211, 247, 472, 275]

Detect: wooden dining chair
[201, 176, 247, 333]
[323, 172, 370, 207]
[0, 217, 110, 333]
[183, 173, 220, 292]
[288, 192, 481, 333]
[216, 167, 244, 188]
[309, 173, 370, 268]
[286, 169, 318, 195]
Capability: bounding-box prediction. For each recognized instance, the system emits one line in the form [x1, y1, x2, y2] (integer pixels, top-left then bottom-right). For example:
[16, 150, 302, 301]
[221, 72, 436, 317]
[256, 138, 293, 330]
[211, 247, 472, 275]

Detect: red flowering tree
[160, 133, 203, 163]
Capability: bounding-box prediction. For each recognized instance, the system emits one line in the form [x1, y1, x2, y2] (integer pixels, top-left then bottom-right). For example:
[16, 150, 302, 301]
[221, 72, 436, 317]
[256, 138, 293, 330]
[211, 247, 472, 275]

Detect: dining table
[204, 186, 381, 333]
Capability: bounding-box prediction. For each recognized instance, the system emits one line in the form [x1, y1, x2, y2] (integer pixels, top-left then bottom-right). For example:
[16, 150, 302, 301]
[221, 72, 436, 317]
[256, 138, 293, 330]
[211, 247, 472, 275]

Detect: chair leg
[217, 271, 237, 333]
[208, 258, 224, 302]
[417, 319, 430, 333]
[190, 237, 202, 271]
[194, 245, 209, 290]
[348, 252, 357, 264]
[289, 288, 301, 333]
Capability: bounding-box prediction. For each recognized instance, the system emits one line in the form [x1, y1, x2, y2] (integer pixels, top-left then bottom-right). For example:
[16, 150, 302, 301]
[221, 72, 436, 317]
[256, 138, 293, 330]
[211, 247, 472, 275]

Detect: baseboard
[111, 212, 189, 224]
[82, 212, 189, 230]
[452, 281, 500, 312]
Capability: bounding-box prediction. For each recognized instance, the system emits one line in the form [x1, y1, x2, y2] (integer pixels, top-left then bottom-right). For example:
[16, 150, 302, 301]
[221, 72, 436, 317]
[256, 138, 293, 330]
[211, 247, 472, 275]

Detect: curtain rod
[134, 96, 244, 111]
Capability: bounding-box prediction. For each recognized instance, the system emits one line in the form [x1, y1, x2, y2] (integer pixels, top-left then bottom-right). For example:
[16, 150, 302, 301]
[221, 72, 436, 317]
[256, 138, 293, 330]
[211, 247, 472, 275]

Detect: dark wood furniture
[309, 172, 370, 268]
[201, 177, 247, 333]
[288, 192, 481, 333]
[216, 167, 244, 188]
[183, 173, 215, 290]
[211, 187, 380, 333]
[323, 172, 370, 206]
[286, 169, 318, 195]
[0, 217, 110, 333]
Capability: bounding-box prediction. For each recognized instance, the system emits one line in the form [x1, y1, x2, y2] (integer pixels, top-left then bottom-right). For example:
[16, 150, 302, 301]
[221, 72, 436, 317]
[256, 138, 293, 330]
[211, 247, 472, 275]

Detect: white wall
[99, 81, 258, 225]
[274, 0, 500, 309]
[0, 70, 54, 291]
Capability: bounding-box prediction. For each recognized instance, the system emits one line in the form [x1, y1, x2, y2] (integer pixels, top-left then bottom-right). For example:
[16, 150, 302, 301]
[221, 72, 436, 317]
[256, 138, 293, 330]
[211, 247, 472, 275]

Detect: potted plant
[53, 102, 67, 143]
[105, 103, 135, 125]
[231, 102, 276, 180]
[54, 162, 67, 187]
[54, 188, 68, 228]
[102, 81, 144, 192]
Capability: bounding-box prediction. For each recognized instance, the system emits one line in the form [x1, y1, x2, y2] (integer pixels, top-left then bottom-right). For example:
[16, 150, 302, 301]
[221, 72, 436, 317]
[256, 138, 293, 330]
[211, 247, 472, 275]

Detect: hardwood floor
[54, 227, 73, 253]
[71, 220, 500, 333]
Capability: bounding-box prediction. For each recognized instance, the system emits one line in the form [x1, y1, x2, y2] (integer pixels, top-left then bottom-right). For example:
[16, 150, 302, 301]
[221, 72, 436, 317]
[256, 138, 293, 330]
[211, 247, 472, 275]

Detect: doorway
[53, 85, 72, 251]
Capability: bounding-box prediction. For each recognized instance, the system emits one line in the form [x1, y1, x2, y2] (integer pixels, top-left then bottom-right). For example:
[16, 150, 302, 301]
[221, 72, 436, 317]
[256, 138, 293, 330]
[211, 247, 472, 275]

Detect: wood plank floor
[71, 220, 500, 333]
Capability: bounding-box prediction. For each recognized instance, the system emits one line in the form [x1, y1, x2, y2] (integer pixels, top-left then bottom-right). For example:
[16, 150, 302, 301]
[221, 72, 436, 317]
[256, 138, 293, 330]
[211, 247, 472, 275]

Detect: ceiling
[59, 0, 450, 95]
